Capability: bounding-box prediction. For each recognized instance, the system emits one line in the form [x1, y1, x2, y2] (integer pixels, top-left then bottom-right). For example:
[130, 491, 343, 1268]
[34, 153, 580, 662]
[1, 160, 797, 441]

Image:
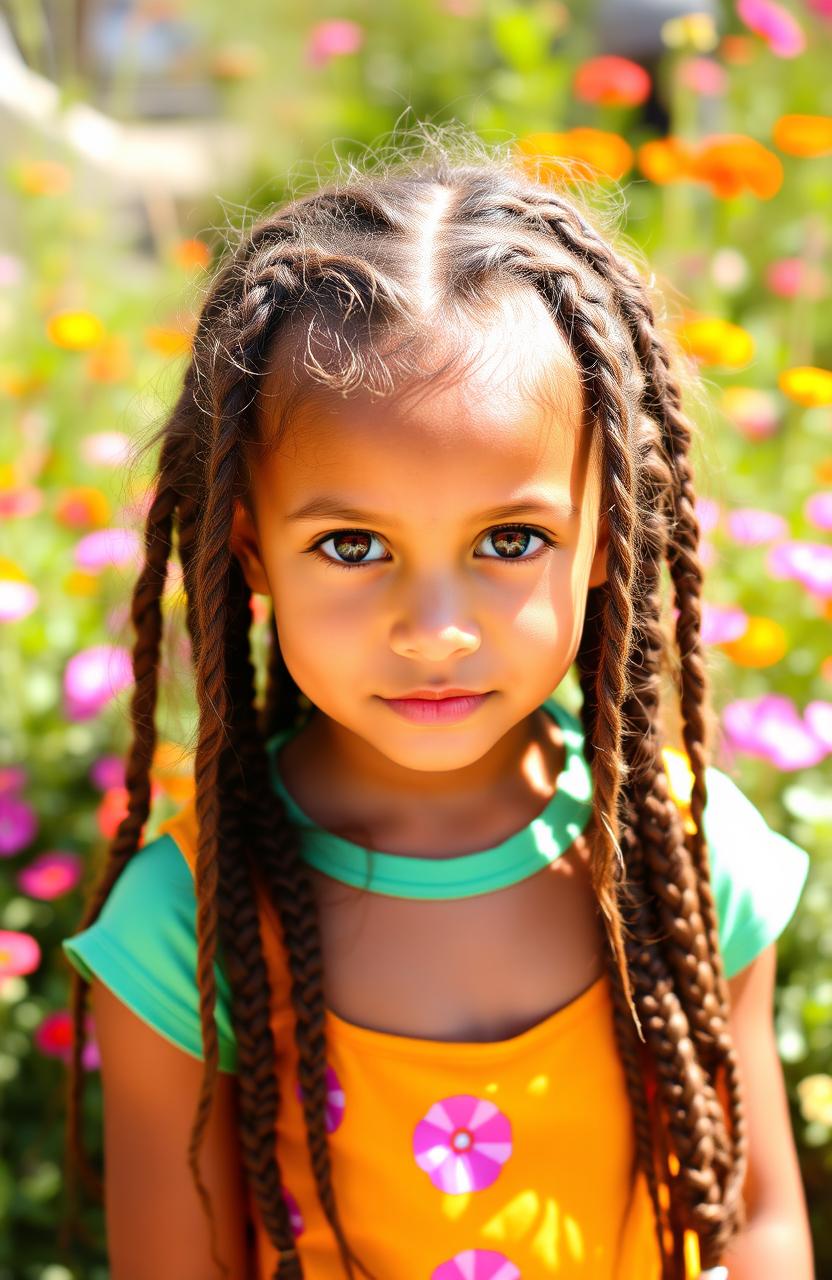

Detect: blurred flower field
[1, 1, 831, 1275]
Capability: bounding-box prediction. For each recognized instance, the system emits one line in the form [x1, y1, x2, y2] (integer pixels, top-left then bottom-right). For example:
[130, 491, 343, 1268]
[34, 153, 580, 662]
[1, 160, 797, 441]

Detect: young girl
[61, 131, 814, 1280]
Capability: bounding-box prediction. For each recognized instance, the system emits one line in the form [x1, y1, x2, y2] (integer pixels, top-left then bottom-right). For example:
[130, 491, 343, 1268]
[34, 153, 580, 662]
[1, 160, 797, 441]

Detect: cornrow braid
[63, 132, 747, 1280]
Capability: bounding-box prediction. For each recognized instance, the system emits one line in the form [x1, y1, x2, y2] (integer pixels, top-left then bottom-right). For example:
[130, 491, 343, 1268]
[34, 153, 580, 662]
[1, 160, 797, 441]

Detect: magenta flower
[695, 496, 721, 534]
[305, 19, 364, 68]
[0, 793, 37, 856]
[737, 0, 806, 56]
[63, 645, 134, 721]
[0, 929, 41, 978]
[34, 1010, 99, 1069]
[282, 1188, 304, 1238]
[805, 701, 832, 751]
[90, 755, 127, 791]
[74, 527, 142, 571]
[726, 507, 788, 545]
[295, 1063, 345, 1133]
[805, 492, 832, 532]
[0, 579, 38, 622]
[79, 431, 132, 467]
[722, 694, 830, 769]
[701, 602, 748, 645]
[17, 851, 82, 899]
[807, 0, 832, 16]
[413, 1094, 512, 1194]
[0, 766, 27, 793]
[767, 541, 832, 597]
[432, 1251, 521, 1280]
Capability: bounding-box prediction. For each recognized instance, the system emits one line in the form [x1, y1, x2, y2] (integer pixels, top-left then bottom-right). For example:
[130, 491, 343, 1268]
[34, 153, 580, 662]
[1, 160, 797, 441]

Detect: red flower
[573, 55, 651, 107]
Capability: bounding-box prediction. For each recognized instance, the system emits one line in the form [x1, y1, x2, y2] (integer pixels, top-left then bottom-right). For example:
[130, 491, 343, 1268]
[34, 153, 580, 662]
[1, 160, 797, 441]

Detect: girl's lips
[380, 693, 492, 724]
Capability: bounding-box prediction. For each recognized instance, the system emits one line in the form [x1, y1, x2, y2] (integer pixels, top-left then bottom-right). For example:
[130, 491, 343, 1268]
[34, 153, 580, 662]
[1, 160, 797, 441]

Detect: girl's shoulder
[62, 825, 238, 1072]
[662, 748, 811, 978]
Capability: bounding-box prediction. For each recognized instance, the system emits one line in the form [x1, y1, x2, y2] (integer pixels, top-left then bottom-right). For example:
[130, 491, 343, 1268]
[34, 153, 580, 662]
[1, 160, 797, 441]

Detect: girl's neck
[274, 704, 566, 858]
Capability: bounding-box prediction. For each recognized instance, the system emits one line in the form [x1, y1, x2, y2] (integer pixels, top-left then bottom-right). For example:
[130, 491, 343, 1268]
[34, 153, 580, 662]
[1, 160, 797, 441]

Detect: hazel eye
[475, 524, 555, 561]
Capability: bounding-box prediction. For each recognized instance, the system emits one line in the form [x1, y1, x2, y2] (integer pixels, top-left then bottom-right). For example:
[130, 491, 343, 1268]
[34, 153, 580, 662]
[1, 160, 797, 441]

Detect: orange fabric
[157, 780, 708, 1280]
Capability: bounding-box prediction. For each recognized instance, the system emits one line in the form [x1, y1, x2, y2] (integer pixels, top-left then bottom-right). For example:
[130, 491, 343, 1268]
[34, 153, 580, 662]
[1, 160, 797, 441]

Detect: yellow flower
[64, 570, 99, 597]
[0, 557, 27, 582]
[719, 616, 788, 668]
[17, 161, 72, 196]
[796, 1074, 832, 1126]
[661, 13, 719, 51]
[779, 366, 832, 407]
[677, 316, 754, 367]
[46, 310, 105, 351]
[773, 114, 832, 158]
[661, 746, 698, 834]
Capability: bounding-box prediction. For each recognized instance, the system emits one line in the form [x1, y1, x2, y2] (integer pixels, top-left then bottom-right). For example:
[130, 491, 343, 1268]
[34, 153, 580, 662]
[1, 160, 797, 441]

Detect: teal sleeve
[62, 834, 238, 1073]
[702, 765, 811, 979]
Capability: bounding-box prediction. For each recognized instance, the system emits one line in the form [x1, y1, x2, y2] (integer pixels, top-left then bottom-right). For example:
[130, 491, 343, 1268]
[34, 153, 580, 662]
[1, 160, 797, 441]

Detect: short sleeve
[702, 765, 811, 979]
[62, 834, 238, 1073]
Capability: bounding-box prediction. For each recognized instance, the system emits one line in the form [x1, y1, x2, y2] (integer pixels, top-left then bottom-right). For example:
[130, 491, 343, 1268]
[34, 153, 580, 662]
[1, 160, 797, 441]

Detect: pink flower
[767, 541, 832, 597]
[721, 386, 780, 441]
[0, 579, 38, 622]
[679, 56, 727, 96]
[695, 496, 721, 534]
[305, 20, 364, 68]
[90, 755, 126, 791]
[736, 0, 806, 56]
[0, 929, 40, 978]
[722, 694, 829, 769]
[74, 527, 142, 571]
[63, 645, 134, 721]
[0, 793, 37, 856]
[0, 766, 27, 793]
[34, 1009, 100, 1069]
[433, 1251, 521, 1280]
[701, 602, 748, 645]
[0, 486, 43, 519]
[764, 257, 826, 300]
[80, 431, 132, 468]
[413, 1094, 512, 1194]
[726, 507, 788, 545]
[806, 0, 832, 17]
[17, 851, 82, 899]
[0, 254, 24, 286]
[295, 1063, 345, 1133]
[805, 491, 832, 532]
[806, 701, 832, 750]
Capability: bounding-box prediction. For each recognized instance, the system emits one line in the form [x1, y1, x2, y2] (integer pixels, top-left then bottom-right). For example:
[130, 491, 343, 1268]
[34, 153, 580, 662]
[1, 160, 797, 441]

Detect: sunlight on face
[233, 292, 608, 774]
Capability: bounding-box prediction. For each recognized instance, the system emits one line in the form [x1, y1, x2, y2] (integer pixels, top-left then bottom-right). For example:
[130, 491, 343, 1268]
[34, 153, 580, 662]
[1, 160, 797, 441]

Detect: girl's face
[231, 299, 609, 776]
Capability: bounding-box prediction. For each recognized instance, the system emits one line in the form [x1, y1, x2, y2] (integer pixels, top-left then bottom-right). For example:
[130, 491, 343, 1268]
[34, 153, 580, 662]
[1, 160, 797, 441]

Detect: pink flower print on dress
[295, 1063, 345, 1134]
[432, 1249, 521, 1279]
[413, 1094, 512, 1194]
[282, 1187, 304, 1238]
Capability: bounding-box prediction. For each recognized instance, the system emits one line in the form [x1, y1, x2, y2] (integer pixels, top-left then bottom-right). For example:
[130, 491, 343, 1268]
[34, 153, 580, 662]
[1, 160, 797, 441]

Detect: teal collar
[264, 696, 593, 900]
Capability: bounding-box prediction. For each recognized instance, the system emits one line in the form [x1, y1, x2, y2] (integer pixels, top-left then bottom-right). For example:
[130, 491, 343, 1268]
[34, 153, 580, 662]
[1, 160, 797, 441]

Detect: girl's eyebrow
[285, 493, 581, 524]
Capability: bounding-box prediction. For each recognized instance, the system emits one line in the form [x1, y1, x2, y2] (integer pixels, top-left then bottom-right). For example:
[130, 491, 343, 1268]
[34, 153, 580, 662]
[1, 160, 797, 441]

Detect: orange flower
[573, 56, 651, 107]
[720, 34, 757, 64]
[172, 238, 212, 270]
[17, 161, 72, 196]
[773, 114, 832, 157]
[677, 317, 754, 367]
[719, 616, 788, 667]
[85, 334, 132, 384]
[64, 570, 99, 598]
[54, 486, 111, 529]
[515, 129, 633, 182]
[815, 458, 832, 485]
[144, 325, 193, 357]
[637, 137, 695, 184]
[0, 367, 44, 398]
[779, 366, 832, 407]
[46, 310, 105, 351]
[690, 134, 783, 199]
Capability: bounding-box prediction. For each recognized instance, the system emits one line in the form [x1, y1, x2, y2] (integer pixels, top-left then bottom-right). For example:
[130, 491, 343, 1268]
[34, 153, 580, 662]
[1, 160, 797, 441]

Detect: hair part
[63, 122, 746, 1278]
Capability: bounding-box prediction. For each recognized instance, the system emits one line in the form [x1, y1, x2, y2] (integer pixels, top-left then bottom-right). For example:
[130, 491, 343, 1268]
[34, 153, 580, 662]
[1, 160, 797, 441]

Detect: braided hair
[64, 126, 746, 1278]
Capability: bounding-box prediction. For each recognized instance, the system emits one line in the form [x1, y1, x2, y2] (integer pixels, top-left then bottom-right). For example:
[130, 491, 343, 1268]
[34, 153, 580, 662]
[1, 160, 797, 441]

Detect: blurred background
[0, 1, 830, 1276]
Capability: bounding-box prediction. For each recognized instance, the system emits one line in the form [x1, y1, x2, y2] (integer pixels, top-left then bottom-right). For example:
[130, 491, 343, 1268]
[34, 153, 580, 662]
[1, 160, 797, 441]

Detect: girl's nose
[388, 576, 481, 662]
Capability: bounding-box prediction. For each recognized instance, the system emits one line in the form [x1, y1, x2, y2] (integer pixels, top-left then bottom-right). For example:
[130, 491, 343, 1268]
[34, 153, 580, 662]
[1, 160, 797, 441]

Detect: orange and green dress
[63, 696, 810, 1279]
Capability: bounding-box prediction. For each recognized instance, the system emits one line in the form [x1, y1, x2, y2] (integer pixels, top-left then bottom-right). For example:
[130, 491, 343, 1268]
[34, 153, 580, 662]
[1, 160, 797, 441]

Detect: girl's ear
[229, 501, 271, 595]
[587, 510, 609, 589]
